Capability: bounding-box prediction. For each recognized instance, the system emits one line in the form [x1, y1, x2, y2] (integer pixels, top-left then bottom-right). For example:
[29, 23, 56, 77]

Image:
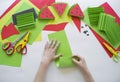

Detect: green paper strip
[48, 30, 74, 68]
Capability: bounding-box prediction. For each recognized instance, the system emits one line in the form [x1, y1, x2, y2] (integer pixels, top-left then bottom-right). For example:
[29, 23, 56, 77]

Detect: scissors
[103, 42, 120, 63]
[16, 32, 30, 55]
[2, 32, 29, 56]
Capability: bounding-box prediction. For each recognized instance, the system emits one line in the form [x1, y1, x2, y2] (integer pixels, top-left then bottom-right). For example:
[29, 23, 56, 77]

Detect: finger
[44, 41, 49, 49]
[49, 40, 54, 48]
[54, 54, 62, 60]
[72, 55, 80, 61]
[72, 58, 79, 65]
[53, 42, 60, 50]
[51, 39, 57, 48]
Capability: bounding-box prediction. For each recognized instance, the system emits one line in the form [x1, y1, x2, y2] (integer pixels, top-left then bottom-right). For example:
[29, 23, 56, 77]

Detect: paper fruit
[52, 2, 67, 16]
[69, 4, 84, 18]
[39, 6, 55, 19]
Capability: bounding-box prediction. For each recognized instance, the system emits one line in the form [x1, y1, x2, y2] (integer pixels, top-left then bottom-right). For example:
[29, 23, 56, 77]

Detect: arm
[72, 55, 95, 82]
[34, 40, 61, 82]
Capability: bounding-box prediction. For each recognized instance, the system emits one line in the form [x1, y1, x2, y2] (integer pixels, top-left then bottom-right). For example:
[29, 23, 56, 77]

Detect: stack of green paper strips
[98, 13, 120, 48]
[48, 31, 75, 68]
[105, 23, 120, 47]
[98, 13, 115, 31]
[87, 7, 104, 26]
[16, 12, 36, 31]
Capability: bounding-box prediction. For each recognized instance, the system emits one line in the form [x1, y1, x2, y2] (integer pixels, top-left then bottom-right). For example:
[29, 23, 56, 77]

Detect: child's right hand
[72, 55, 88, 71]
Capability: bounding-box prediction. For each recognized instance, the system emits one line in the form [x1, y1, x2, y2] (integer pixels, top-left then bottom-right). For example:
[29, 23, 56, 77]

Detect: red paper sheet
[43, 22, 68, 31]
[1, 23, 19, 40]
[90, 2, 120, 58]
[0, 0, 20, 19]
[30, 0, 55, 9]
[100, 2, 120, 26]
[72, 16, 81, 32]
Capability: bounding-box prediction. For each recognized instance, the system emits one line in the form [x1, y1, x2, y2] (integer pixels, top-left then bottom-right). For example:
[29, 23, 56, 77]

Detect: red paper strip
[100, 2, 120, 26]
[1, 23, 19, 40]
[43, 22, 68, 31]
[30, 0, 55, 9]
[0, 0, 20, 19]
[72, 16, 81, 32]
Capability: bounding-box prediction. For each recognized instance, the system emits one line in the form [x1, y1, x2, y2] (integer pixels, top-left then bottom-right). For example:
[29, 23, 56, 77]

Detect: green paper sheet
[0, 42, 22, 67]
[48, 30, 75, 68]
[83, 9, 120, 49]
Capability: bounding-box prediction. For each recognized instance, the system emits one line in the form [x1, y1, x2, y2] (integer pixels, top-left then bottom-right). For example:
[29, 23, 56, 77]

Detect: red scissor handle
[2, 42, 11, 50]
[16, 44, 27, 55]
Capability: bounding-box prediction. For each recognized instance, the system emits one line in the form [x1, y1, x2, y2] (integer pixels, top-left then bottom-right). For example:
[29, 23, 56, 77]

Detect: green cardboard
[48, 30, 75, 68]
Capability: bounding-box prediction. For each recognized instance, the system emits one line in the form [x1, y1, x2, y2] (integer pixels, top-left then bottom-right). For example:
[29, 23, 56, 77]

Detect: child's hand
[41, 39, 61, 65]
[72, 55, 88, 71]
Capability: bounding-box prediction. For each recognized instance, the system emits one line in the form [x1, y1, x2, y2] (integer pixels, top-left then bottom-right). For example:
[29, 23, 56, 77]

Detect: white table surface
[0, 0, 120, 82]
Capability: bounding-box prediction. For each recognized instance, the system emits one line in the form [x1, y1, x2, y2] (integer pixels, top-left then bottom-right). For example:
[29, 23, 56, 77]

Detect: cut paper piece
[69, 4, 84, 18]
[100, 2, 120, 26]
[0, 0, 20, 19]
[12, 8, 37, 25]
[30, 0, 55, 9]
[1, 23, 19, 40]
[39, 6, 55, 19]
[43, 22, 68, 31]
[52, 2, 67, 16]
[16, 12, 36, 31]
[48, 30, 75, 67]
[72, 16, 81, 32]
[87, 7, 104, 26]
[0, 42, 22, 67]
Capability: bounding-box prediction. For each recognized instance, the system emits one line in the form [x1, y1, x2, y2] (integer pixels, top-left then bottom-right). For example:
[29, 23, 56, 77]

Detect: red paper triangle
[0, 0, 20, 19]
[72, 16, 81, 32]
[52, 3, 67, 16]
[30, 0, 55, 9]
[43, 22, 68, 31]
[1, 23, 19, 40]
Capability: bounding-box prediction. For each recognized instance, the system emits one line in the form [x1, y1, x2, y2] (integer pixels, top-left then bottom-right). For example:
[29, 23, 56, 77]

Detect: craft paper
[48, 30, 75, 67]
[87, 7, 104, 26]
[83, 8, 120, 49]
[47, 6, 72, 24]
[43, 22, 68, 31]
[0, 0, 20, 19]
[5, 2, 48, 44]
[12, 8, 37, 25]
[58, 57, 75, 67]
[100, 2, 120, 26]
[39, 6, 55, 19]
[52, 2, 67, 16]
[1, 23, 19, 40]
[69, 4, 84, 18]
[0, 42, 22, 67]
[30, 0, 55, 9]
[72, 16, 81, 32]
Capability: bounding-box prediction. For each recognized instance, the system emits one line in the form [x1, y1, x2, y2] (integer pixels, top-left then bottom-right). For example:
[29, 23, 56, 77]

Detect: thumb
[54, 53, 62, 60]
[72, 58, 79, 65]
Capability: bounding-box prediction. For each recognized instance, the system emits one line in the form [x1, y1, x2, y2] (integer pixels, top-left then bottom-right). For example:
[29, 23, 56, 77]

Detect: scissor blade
[13, 32, 28, 45]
